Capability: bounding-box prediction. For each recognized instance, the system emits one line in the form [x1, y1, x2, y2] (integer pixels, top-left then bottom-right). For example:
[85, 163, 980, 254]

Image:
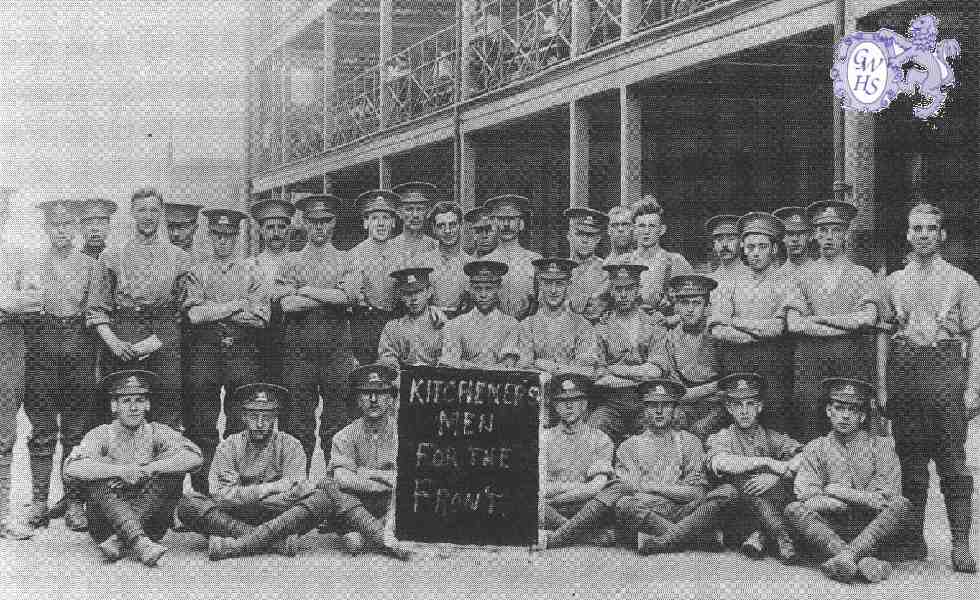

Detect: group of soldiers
[0, 181, 975, 580]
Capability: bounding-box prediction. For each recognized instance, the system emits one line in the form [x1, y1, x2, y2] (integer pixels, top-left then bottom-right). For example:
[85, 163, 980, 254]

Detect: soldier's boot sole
[821, 550, 858, 583]
[65, 501, 88, 532]
[131, 536, 167, 567]
[637, 531, 671, 556]
[775, 533, 801, 566]
[342, 532, 366, 556]
[2, 519, 34, 540]
[857, 557, 892, 583]
[740, 531, 765, 559]
[98, 535, 125, 562]
[951, 543, 977, 574]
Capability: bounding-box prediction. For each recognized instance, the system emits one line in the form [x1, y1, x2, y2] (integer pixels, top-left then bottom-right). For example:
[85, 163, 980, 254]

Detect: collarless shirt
[794, 430, 901, 501]
[615, 428, 707, 488]
[440, 307, 531, 368]
[279, 243, 358, 303]
[646, 323, 719, 385]
[786, 257, 882, 321]
[184, 256, 270, 326]
[595, 308, 666, 366]
[38, 248, 94, 318]
[711, 264, 796, 322]
[209, 430, 307, 506]
[390, 232, 436, 265]
[567, 255, 607, 315]
[414, 247, 469, 310]
[706, 424, 801, 474]
[66, 419, 201, 468]
[377, 311, 443, 368]
[543, 421, 614, 484]
[521, 307, 599, 368]
[483, 245, 542, 319]
[605, 247, 693, 307]
[255, 250, 293, 284]
[328, 416, 397, 474]
[883, 256, 980, 344]
[349, 238, 399, 311]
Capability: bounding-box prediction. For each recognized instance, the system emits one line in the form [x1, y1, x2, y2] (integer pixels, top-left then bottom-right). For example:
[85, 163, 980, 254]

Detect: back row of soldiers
[0, 183, 975, 576]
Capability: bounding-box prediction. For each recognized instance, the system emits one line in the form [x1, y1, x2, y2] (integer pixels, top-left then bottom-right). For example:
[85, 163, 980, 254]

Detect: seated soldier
[537, 373, 625, 549]
[706, 373, 803, 564]
[64, 370, 203, 567]
[176, 383, 410, 561]
[613, 378, 737, 555]
[784, 378, 911, 584]
[377, 267, 443, 370]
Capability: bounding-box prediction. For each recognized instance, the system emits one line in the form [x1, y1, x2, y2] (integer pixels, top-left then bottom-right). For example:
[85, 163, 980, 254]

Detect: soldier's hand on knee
[963, 388, 979, 421]
[743, 473, 780, 497]
[110, 339, 138, 361]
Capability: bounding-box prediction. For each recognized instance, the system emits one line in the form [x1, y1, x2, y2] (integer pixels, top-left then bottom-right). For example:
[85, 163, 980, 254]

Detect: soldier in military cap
[326, 364, 412, 558]
[606, 204, 635, 260]
[482, 195, 542, 320]
[589, 264, 665, 443]
[710, 211, 797, 434]
[177, 382, 410, 561]
[464, 205, 498, 259]
[605, 196, 693, 315]
[377, 267, 443, 369]
[64, 370, 203, 567]
[440, 260, 531, 369]
[537, 373, 624, 549]
[785, 199, 882, 443]
[182, 207, 270, 493]
[522, 257, 598, 376]
[20, 199, 98, 533]
[251, 197, 298, 383]
[87, 187, 194, 432]
[614, 379, 737, 555]
[163, 202, 203, 258]
[706, 373, 803, 564]
[704, 214, 748, 289]
[563, 207, 609, 316]
[646, 274, 726, 440]
[785, 378, 911, 583]
[348, 189, 402, 365]
[772, 206, 813, 277]
[278, 194, 359, 465]
[391, 181, 438, 261]
[79, 198, 118, 258]
[416, 200, 470, 318]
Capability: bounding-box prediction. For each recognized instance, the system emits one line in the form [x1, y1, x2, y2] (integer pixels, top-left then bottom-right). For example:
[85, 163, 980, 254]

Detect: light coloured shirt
[328, 416, 398, 474]
[279, 243, 358, 305]
[615, 429, 707, 489]
[786, 257, 882, 321]
[483, 245, 542, 319]
[377, 312, 443, 369]
[209, 430, 307, 507]
[705, 424, 801, 475]
[794, 430, 902, 502]
[709, 261, 751, 290]
[37, 248, 94, 318]
[413, 247, 469, 311]
[255, 250, 293, 286]
[605, 247, 693, 307]
[595, 308, 666, 367]
[711, 263, 796, 323]
[184, 256, 270, 327]
[66, 420, 201, 470]
[348, 238, 400, 311]
[567, 255, 607, 315]
[440, 307, 532, 369]
[521, 308, 599, 369]
[390, 232, 436, 266]
[646, 323, 719, 385]
[883, 256, 980, 345]
[544, 421, 614, 484]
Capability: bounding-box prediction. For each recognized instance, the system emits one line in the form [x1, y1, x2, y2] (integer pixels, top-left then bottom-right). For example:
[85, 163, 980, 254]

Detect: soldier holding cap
[440, 260, 531, 369]
[415, 200, 470, 318]
[482, 194, 542, 320]
[163, 202, 203, 259]
[537, 373, 624, 550]
[251, 197, 298, 383]
[706, 373, 803, 564]
[605, 196, 693, 314]
[348, 189, 402, 365]
[79, 198, 118, 259]
[606, 204, 635, 260]
[785, 377, 911, 584]
[182, 207, 270, 493]
[589, 264, 666, 443]
[464, 205, 498, 259]
[21, 199, 98, 533]
[64, 370, 203, 567]
[522, 257, 598, 376]
[785, 199, 882, 443]
[564, 207, 609, 316]
[773, 206, 814, 278]
[613, 379, 737, 555]
[880, 202, 978, 571]
[177, 382, 410, 561]
[390, 181, 438, 261]
[704, 214, 748, 289]
[377, 267, 443, 369]
[87, 187, 194, 431]
[710, 211, 798, 434]
[646, 275, 726, 440]
[278, 194, 359, 464]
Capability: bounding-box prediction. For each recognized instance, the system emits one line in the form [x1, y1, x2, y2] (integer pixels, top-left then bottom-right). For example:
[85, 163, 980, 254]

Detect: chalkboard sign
[395, 365, 542, 546]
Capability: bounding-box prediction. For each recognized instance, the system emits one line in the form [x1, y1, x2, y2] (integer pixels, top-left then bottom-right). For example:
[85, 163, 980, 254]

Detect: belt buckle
[221, 336, 235, 349]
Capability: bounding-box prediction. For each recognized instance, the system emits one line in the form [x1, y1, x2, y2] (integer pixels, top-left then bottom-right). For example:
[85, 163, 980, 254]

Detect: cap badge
[736, 379, 749, 389]
[655, 385, 666, 395]
[561, 380, 576, 392]
[312, 201, 326, 212]
[546, 262, 558, 272]
[407, 275, 417, 283]
[218, 215, 230, 225]
[255, 391, 268, 402]
[124, 376, 140, 388]
[841, 384, 856, 396]
[583, 216, 595, 226]
[617, 268, 630, 279]
[367, 372, 381, 384]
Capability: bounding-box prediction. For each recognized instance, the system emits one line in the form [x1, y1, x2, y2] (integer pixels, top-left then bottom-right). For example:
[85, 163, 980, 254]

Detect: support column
[379, 0, 393, 129]
[570, 99, 590, 208]
[322, 174, 333, 194]
[460, 0, 474, 100]
[322, 6, 336, 149]
[459, 134, 477, 211]
[619, 85, 642, 207]
[379, 156, 392, 189]
[621, 0, 642, 38]
[570, 0, 590, 56]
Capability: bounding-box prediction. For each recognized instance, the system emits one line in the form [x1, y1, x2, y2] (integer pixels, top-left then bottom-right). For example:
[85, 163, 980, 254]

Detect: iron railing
[330, 67, 382, 146]
[639, 0, 735, 30]
[385, 23, 460, 126]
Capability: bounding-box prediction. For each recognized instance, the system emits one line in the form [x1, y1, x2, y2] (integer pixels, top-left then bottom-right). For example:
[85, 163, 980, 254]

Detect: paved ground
[1, 410, 978, 600]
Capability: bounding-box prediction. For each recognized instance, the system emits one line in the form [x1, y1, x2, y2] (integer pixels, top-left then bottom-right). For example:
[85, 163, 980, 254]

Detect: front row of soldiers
[539, 371, 910, 585]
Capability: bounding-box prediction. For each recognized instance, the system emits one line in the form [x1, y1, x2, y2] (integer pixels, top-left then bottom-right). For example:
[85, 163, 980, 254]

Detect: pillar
[460, 0, 475, 100]
[459, 134, 477, 211]
[621, 0, 642, 38]
[322, 6, 336, 149]
[379, 0, 393, 129]
[379, 156, 392, 189]
[570, 99, 590, 208]
[620, 85, 642, 206]
[571, 0, 590, 56]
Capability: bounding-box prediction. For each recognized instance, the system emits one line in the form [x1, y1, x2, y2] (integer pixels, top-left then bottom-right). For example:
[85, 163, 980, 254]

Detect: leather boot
[28, 454, 52, 528]
[539, 503, 568, 530]
[740, 530, 766, 559]
[748, 494, 798, 564]
[189, 441, 216, 495]
[831, 499, 907, 583]
[947, 496, 977, 573]
[176, 498, 252, 538]
[130, 535, 167, 567]
[98, 534, 125, 562]
[209, 504, 319, 560]
[899, 482, 929, 561]
[784, 502, 853, 582]
[857, 557, 892, 583]
[545, 498, 613, 549]
[341, 504, 412, 560]
[64, 485, 89, 532]
[0, 452, 32, 540]
[641, 496, 729, 554]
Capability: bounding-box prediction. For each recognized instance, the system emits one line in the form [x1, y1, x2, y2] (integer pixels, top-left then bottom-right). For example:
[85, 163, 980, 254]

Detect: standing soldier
[22, 200, 98, 534]
[391, 181, 437, 261]
[483, 194, 542, 320]
[278, 194, 359, 466]
[79, 198, 118, 259]
[416, 201, 469, 318]
[605, 197, 692, 315]
[377, 268, 443, 369]
[564, 207, 608, 316]
[250, 197, 297, 383]
[785, 200, 881, 443]
[772, 206, 813, 278]
[881, 203, 978, 572]
[464, 205, 498, 259]
[163, 202, 203, 258]
[348, 189, 401, 366]
[704, 214, 748, 288]
[710, 212, 796, 434]
[64, 370, 202, 567]
[646, 275, 726, 440]
[522, 258, 598, 376]
[182, 207, 269, 494]
[784, 378, 911, 583]
[87, 187, 194, 431]
[590, 264, 665, 443]
[440, 260, 531, 369]
[606, 205, 635, 260]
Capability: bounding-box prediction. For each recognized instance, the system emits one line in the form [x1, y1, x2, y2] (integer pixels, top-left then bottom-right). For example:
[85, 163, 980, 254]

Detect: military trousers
[588, 386, 642, 446]
[350, 306, 393, 366]
[86, 474, 184, 544]
[0, 323, 25, 459]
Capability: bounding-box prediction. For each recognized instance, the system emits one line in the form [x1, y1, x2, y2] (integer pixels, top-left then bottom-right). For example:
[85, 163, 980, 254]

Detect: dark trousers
[887, 339, 974, 539]
[257, 309, 285, 384]
[103, 312, 183, 430]
[718, 338, 793, 433]
[588, 386, 643, 446]
[86, 474, 184, 544]
[0, 323, 25, 460]
[349, 307, 392, 366]
[720, 480, 794, 547]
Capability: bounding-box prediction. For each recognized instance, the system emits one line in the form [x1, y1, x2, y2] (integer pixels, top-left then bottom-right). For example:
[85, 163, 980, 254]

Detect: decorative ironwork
[331, 67, 382, 146]
[468, 0, 572, 96]
[587, 0, 621, 50]
[384, 23, 459, 126]
[639, 0, 735, 31]
[252, 52, 285, 173]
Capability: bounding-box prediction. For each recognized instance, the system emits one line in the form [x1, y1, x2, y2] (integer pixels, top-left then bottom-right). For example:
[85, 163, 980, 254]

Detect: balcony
[385, 23, 459, 126]
[331, 68, 382, 146]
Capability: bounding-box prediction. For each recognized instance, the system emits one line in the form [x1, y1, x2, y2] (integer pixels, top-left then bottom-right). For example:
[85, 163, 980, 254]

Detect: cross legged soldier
[706, 373, 803, 564]
[182, 207, 269, 494]
[784, 378, 911, 584]
[64, 370, 202, 567]
[177, 383, 411, 561]
[251, 197, 297, 383]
